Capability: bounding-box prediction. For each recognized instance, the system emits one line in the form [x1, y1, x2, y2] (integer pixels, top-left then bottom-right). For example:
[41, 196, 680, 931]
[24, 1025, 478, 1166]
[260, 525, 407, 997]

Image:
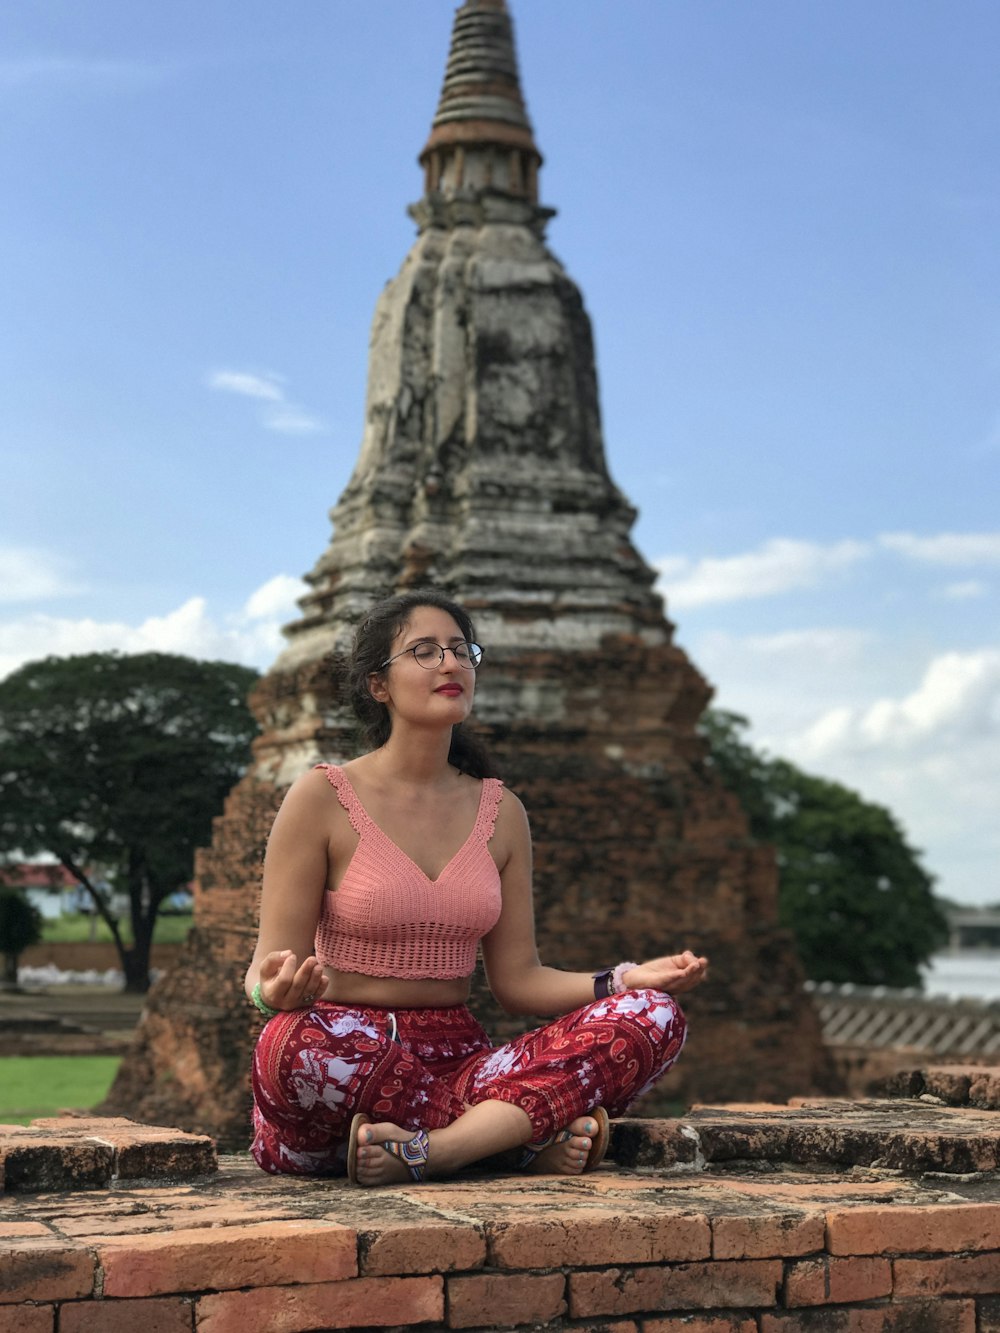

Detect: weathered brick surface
[569, 1260, 782, 1317]
[0, 1223, 52, 1238]
[446, 1272, 566, 1328]
[610, 1119, 701, 1169]
[761, 1302, 976, 1332]
[1, 1139, 114, 1192]
[893, 1252, 1000, 1297]
[712, 1210, 825, 1259]
[644, 1319, 757, 1333]
[359, 1220, 485, 1275]
[0, 1306, 53, 1333]
[0, 1241, 94, 1303]
[784, 1255, 892, 1306]
[979, 1295, 1000, 1332]
[0, 1119, 216, 1192]
[59, 1296, 195, 1332]
[827, 1203, 1000, 1255]
[98, 1220, 356, 1297]
[485, 1211, 710, 1268]
[194, 1276, 443, 1331]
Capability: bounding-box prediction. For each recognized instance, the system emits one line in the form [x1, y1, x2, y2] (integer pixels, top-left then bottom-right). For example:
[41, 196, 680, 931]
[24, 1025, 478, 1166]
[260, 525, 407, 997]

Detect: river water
[920, 952, 1000, 1002]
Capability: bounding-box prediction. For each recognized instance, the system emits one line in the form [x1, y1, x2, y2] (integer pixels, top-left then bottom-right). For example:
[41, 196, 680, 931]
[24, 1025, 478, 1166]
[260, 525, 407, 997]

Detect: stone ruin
[104, 0, 836, 1147]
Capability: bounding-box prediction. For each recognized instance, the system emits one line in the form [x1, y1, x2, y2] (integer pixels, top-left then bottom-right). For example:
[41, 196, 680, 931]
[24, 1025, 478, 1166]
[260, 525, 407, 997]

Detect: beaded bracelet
[611, 960, 639, 994]
[251, 981, 280, 1019]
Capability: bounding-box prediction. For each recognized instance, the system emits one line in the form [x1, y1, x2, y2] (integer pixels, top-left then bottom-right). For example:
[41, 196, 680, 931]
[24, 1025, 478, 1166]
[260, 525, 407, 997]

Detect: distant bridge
[944, 906, 1000, 952]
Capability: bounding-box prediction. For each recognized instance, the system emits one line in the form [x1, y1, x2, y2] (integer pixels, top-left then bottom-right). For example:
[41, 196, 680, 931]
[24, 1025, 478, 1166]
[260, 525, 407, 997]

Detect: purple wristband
[592, 968, 613, 1000]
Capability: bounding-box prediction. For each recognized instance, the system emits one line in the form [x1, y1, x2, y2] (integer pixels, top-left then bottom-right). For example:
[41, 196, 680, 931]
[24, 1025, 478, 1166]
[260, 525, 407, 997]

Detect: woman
[246, 590, 708, 1186]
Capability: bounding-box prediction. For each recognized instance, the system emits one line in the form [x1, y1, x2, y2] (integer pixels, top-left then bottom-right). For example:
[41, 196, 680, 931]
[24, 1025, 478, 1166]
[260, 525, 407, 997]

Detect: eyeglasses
[381, 641, 484, 670]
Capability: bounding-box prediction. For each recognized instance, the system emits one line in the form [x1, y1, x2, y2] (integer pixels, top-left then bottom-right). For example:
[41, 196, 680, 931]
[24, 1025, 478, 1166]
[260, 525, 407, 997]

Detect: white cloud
[655, 537, 869, 608]
[206, 370, 285, 402]
[0, 546, 81, 603]
[794, 648, 1000, 756]
[243, 574, 307, 620]
[880, 531, 1000, 565]
[940, 580, 988, 600]
[206, 368, 326, 435]
[263, 407, 326, 435]
[0, 575, 307, 681]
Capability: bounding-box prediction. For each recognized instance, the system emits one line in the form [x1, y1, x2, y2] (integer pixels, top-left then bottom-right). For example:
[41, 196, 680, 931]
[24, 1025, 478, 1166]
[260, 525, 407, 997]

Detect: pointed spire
[419, 0, 542, 205]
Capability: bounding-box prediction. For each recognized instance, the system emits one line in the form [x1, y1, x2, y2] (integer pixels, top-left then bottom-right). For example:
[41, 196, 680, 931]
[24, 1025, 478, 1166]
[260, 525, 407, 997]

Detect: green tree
[700, 709, 947, 988]
[0, 889, 43, 989]
[0, 652, 260, 992]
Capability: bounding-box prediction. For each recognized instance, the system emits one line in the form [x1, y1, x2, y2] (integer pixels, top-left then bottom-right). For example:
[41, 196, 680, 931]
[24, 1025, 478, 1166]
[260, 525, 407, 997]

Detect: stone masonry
[3, 1070, 1000, 1330]
[104, 0, 836, 1147]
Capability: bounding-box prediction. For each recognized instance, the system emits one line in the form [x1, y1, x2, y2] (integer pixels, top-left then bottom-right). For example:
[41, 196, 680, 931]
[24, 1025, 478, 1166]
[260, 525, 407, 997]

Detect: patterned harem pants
[251, 989, 687, 1176]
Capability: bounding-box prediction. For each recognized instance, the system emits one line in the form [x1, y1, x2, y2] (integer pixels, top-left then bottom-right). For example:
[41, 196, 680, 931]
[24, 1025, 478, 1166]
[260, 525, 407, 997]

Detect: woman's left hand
[623, 951, 709, 995]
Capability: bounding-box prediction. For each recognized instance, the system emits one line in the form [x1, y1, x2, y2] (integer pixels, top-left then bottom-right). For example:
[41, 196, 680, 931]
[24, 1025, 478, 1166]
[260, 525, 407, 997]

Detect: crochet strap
[476, 777, 505, 843]
[315, 763, 367, 837]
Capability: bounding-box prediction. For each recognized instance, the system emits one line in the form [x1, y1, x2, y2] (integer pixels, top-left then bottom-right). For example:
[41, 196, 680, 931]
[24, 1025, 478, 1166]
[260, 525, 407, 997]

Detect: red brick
[644, 1318, 756, 1332]
[447, 1272, 566, 1328]
[0, 1241, 94, 1303]
[60, 1296, 194, 1332]
[0, 1224, 53, 1238]
[826, 1203, 1000, 1255]
[570, 1323, 638, 1333]
[893, 1252, 1000, 1297]
[762, 1300, 975, 1331]
[359, 1220, 485, 1275]
[486, 1211, 710, 1269]
[194, 1276, 443, 1331]
[785, 1256, 891, 1306]
[99, 1220, 356, 1297]
[712, 1211, 825, 1259]
[979, 1295, 1000, 1332]
[569, 1260, 782, 1317]
[0, 1307, 53, 1333]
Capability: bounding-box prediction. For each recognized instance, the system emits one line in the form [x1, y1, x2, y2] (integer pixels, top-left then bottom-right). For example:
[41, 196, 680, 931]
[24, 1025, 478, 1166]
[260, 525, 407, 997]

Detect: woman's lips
[435, 684, 463, 696]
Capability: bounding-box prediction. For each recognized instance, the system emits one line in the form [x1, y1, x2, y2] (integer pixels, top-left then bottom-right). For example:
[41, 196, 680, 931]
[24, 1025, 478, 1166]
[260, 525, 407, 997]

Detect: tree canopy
[0, 652, 260, 991]
[700, 709, 947, 988]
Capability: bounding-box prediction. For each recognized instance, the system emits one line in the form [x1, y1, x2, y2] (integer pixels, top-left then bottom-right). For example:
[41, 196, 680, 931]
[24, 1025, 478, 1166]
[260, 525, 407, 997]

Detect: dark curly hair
[347, 590, 496, 779]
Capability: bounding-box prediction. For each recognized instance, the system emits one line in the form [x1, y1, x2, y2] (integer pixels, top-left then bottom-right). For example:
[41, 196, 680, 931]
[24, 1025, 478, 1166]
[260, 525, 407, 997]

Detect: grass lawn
[0, 1056, 122, 1125]
[42, 913, 193, 945]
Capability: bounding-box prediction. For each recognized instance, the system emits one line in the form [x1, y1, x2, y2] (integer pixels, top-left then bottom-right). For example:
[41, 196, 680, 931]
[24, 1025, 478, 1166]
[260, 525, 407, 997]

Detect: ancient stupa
[106, 0, 834, 1144]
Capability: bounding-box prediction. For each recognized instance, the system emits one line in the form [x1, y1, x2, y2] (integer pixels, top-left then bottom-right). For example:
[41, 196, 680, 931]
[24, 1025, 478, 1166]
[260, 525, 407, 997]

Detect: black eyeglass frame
[379, 641, 484, 671]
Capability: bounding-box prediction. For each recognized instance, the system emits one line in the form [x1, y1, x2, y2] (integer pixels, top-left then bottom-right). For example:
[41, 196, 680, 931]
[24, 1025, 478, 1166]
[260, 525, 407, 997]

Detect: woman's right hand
[258, 949, 327, 1011]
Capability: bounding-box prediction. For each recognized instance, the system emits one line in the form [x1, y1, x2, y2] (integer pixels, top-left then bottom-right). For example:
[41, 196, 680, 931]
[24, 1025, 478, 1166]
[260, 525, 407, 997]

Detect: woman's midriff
[318, 966, 472, 1009]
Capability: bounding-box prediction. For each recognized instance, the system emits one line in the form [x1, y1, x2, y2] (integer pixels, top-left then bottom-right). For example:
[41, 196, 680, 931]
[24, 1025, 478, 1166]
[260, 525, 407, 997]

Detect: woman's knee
[607, 988, 687, 1048]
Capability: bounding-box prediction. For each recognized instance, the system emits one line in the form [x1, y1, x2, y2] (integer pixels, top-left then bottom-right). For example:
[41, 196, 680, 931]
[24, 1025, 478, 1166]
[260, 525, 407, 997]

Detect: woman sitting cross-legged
[245, 589, 709, 1186]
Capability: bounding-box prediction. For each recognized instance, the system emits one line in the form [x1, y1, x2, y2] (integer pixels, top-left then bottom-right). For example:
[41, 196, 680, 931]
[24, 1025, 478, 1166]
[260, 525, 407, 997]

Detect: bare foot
[529, 1115, 599, 1175]
[353, 1120, 429, 1186]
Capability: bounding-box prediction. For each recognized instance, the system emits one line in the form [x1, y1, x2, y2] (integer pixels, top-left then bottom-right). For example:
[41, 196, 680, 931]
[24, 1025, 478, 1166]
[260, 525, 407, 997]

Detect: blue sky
[2, 2, 998, 905]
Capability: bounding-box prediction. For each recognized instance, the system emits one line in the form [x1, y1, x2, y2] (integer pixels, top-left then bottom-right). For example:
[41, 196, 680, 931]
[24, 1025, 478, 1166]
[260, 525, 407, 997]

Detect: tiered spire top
[419, 0, 542, 204]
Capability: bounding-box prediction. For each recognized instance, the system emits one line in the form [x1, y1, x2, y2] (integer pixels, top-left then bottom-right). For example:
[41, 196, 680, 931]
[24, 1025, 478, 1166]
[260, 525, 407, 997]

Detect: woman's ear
[368, 672, 389, 704]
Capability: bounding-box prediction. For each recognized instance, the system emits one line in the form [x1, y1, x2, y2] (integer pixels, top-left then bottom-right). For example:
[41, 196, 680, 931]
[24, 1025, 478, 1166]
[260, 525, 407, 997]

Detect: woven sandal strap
[384, 1129, 430, 1182]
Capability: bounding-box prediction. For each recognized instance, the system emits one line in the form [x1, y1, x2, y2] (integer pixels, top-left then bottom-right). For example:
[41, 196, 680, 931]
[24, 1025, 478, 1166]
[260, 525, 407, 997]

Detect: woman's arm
[481, 793, 709, 1017]
[244, 769, 331, 1010]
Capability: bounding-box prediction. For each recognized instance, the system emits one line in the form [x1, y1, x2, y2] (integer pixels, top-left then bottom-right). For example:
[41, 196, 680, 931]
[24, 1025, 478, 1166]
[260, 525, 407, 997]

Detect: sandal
[517, 1106, 610, 1173]
[347, 1112, 430, 1186]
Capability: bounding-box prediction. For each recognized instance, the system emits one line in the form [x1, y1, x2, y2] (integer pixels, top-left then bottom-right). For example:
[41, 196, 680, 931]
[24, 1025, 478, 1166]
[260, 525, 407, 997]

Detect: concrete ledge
[1, 1096, 998, 1331]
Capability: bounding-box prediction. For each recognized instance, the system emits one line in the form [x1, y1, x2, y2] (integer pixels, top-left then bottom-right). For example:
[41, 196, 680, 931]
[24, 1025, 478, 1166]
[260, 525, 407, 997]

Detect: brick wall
[2, 1097, 998, 1332]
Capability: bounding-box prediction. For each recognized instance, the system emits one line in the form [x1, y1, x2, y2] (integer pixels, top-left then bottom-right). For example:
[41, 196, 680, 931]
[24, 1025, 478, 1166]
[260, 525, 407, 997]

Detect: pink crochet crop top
[313, 764, 504, 980]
